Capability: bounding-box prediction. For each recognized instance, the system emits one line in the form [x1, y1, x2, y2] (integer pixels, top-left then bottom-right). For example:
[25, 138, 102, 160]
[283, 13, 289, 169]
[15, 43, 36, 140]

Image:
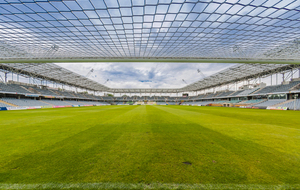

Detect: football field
[0, 105, 299, 189]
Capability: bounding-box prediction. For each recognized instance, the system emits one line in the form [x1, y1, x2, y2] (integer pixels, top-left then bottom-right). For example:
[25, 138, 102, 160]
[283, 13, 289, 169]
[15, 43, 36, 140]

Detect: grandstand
[1, 65, 300, 110]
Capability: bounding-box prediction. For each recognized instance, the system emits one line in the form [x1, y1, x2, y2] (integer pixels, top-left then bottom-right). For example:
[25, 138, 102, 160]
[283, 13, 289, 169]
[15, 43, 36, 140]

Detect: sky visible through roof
[55, 62, 235, 89]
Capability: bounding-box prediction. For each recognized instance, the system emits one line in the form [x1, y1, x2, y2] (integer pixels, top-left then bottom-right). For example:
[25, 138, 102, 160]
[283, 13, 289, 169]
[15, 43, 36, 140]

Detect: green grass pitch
[0, 105, 300, 189]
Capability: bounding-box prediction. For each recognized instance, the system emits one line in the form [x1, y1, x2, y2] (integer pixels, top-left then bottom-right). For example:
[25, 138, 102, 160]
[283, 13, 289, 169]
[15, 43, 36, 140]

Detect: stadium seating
[102, 96, 113, 100]
[181, 101, 193, 105]
[156, 102, 167, 105]
[214, 100, 228, 104]
[167, 102, 177, 105]
[74, 93, 87, 99]
[191, 94, 206, 100]
[271, 81, 300, 93]
[1, 81, 299, 110]
[241, 99, 265, 104]
[115, 97, 125, 100]
[254, 99, 286, 107]
[229, 90, 244, 97]
[156, 97, 166, 101]
[1, 97, 49, 107]
[204, 93, 217, 99]
[236, 88, 260, 96]
[30, 86, 58, 96]
[84, 94, 97, 99]
[65, 100, 86, 105]
[42, 99, 72, 106]
[167, 97, 177, 101]
[177, 96, 189, 100]
[0, 101, 11, 107]
[253, 85, 279, 94]
[195, 101, 214, 106]
[147, 96, 156, 100]
[225, 100, 242, 103]
[214, 91, 235, 98]
[126, 97, 134, 101]
[0, 83, 32, 94]
[279, 99, 300, 110]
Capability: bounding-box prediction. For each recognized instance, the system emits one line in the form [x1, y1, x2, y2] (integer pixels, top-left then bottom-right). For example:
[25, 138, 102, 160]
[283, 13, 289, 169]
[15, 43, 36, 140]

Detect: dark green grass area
[0, 105, 300, 189]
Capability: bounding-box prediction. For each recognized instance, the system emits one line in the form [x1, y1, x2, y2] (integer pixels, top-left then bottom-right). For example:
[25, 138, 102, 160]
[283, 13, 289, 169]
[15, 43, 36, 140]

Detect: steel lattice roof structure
[1, 63, 299, 93]
[0, 63, 110, 91]
[1, 0, 300, 93]
[181, 63, 300, 92]
[1, 0, 300, 64]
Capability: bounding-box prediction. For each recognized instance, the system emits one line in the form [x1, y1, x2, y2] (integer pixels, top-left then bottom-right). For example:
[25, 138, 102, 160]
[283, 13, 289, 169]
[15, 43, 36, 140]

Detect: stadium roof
[181, 63, 300, 92]
[1, 63, 299, 93]
[0, 63, 110, 91]
[1, 0, 300, 64]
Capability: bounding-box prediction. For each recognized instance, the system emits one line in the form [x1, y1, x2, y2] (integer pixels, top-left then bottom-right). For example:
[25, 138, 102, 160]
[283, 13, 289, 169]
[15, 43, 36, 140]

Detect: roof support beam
[2, 58, 300, 64]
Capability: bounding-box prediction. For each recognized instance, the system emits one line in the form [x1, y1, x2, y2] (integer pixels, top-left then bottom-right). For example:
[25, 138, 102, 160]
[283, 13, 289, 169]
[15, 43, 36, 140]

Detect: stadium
[1, 0, 300, 189]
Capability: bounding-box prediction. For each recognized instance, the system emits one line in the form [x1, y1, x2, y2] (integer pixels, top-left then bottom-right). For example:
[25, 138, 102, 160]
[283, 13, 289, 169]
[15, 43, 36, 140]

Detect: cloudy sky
[55, 62, 235, 89]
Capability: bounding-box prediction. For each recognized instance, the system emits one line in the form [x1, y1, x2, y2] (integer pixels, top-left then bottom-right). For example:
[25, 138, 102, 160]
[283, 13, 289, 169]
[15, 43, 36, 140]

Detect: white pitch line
[0, 183, 299, 189]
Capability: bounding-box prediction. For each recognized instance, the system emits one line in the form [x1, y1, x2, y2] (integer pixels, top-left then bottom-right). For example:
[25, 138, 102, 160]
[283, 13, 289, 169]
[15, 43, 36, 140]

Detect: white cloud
[55, 62, 235, 88]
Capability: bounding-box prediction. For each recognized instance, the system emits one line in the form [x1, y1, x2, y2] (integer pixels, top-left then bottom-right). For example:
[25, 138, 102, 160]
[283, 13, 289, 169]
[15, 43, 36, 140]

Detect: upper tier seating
[156, 97, 166, 101]
[75, 93, 87, 99]
[177, 96, 189, 100]
[204, 93, 217, 99]
[214, 91, 235, 97]
[0, 83, 32, 94]
[102, 96, 113, 100]
[272, 81, 300, 93]
[236, 88, 260, 96]
[253, 85, 279, 94]
[30, 86, 58, 96]
[229, 90, 244, 97]
[167, 97, 177, 101]
[191, 94, 206, 100]
[147, 96, 156, 100]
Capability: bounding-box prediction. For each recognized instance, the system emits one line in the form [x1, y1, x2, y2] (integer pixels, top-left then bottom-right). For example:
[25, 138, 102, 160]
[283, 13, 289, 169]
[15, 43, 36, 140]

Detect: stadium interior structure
[1, 63, 300, 110]
[1, 0, 300, 110]
[1, 1, 300, 188]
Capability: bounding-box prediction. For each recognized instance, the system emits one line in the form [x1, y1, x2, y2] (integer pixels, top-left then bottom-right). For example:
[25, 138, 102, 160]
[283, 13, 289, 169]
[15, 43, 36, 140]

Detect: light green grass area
[0, 105, 300, 189]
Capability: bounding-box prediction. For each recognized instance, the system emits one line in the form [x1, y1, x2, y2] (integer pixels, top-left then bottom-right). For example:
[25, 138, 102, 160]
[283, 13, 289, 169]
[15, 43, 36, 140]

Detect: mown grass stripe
[0, 183, 299, 190]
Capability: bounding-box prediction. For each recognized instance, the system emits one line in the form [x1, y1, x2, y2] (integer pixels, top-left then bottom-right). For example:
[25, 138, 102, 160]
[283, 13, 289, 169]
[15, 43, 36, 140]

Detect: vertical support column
[271, 74, 272, 85]
[5, 72, 8, 83]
